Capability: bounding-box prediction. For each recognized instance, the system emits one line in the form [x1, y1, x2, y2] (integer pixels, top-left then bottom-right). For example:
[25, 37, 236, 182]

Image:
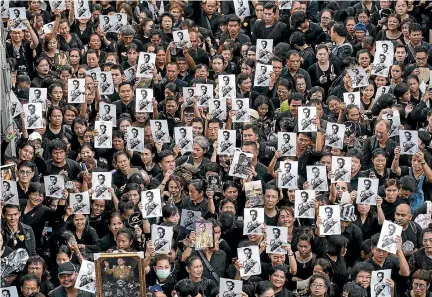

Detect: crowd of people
[2, 1, 432, 297]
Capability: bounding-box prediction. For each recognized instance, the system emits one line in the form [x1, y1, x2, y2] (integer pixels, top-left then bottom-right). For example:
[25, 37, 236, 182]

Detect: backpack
[408, 167, 425, 212]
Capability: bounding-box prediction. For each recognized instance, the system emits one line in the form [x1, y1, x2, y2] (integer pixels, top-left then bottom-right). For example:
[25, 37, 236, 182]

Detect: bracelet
[288, 253, 294, 257]
[421, 161, 426, 166]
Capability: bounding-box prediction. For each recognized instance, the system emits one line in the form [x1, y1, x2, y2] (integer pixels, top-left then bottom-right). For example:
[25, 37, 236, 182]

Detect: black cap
[58, 262, 76, 276]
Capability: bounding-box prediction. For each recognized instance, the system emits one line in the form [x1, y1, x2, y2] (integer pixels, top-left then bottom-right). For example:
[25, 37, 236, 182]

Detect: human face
[289, 99, 302, 117]
[18, 166, 34, 183]
[408, 77, 419, 93]
[264, 189, 278, 209]
[188, 259, 203, 279]
[73, 214, 86, 230]
[375, 122, 389, 141]
[109, 216, 124, 235]
[372, 246, 389, 264]
[188, 184, 202, 202]
[297, 133, 311, 150]
[116, 155, 130, 172]
[288, 54, 301, 71]
[208, 122, 219, 141]
[296, 78, 306, 93]
[343, 72, 353, 89]
[89, 35, 101, 50]
[119, 84, 133, 103]
[395, 204, 411, 227]
[355, 271, 371, 288]
[116, 233, 132, 250]
[395, 47, 407, 62]
[297, 240, 311, 257]
[191, 122, 203, 136]
[270, 270, 285, 289]
[37, 59, 50, 75]
[422, 232, 432, 253]
[224, 186, 238, 200]
[59, 22, 70, 36]
[415, 52, 428, 67]
[28, 262, 44, 279]
[160, 155, 175, 172]
[92, 199, 105, 216]
[395, 0, 407, 15]
[192, 143, 204, 160]
[168, 180, 181, 198]
[358, 52, 370, 68]
[363, 84, 374, 100]
[255, 5, 264, 19]
[391, 65, 403, 81]
[242, 128, 257, 143]
[28, 191, 43, 207]
[50, 109, 63, 126]
[321, 11, 331, 26]
[316, 48, 329, 64]
[227, 21, 240, 36]
[59, 272, 76, 289]
[111, 69, 122, 85]
[385, 184, 398, 201]
[166, 64, 179, 81]
[52, 148, 66, 164]
[22, 280, 39, 297]
[412, 279, 428, 297]
[156, 49, 166, 64]
[310, 278, 327, 297]
[387, 16, 400, 31]
[56, 252, 70, 265]
[346, 20, 355, 35]
[212, 58, 224, 73]
[202, 0, 217, 15]
[263, 8, 275, 25]
[221, 200, 236, 213]
[278, 209, 294, 228]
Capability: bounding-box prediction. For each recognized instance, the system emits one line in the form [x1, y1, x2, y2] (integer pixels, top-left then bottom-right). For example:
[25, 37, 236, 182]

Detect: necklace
[296, 252, 312, 268]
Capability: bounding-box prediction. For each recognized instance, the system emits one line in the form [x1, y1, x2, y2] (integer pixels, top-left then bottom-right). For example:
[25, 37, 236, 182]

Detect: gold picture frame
[95, 253, 145, 297]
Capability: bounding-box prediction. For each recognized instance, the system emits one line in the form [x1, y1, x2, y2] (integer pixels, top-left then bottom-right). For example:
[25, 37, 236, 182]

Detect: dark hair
[314, 258, 334, 279]
[399, 176, 417, 192]
[290, 11, 307, 29]
[342, 282, 368, 297]
[189, 179, 204, 192]
[49, 139, 67, 153]
[326, 235, 349, 256]
[175, 279, 199, 297]
[332, 22, 347, 37]
[162, 204, 179, 219]
[308, 274, 331, 292]
[350, 262, 374, 280]
[393, 83, 409, 99]
[409, 22, 422, 34]
[412, 269, 432, 285]
[116, 227, 135, 242]
[263, 2, 277, 13]
[256, 280, 273, 296]
[118, 200, 134, 214]
[28, 182, 45, 195]
[288, 92, 304, 104]
[19, 274, 41, 287]
[268, 264, 287, 277]
[158, 150, 175, 162]
[24, 256, 50, 280]
[17, 160, 35, 171]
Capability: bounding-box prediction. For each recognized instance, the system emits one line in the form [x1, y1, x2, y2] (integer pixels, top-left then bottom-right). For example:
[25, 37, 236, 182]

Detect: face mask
[156, 268, 170, 279]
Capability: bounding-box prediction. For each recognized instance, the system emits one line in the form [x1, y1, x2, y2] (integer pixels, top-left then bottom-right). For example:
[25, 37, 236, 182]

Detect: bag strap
[197, 250, 220, 284]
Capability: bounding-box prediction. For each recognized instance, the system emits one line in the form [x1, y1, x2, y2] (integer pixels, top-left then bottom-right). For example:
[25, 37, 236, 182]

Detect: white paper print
[183, 87, 196, 107]
[232, 98, 250, 122]
[371, 269, 392, 297]
[279, 0, 292, 9]
[256, 39, 273, 63]
[331, 156, 352, 183]
[347, 67, 369, 89]
[150, 120, 170, 143]
[91, 172, 112, 200]
[295, 190, 315, 218]
[142, 189, 162, 218]
[1, 180, 18, 205]
[229, 150, 253, 179]
[99, 13, 127, 33]
[9, 7, 26, 30]
[29, 88, 47, 111]
[126, 126, 145, 152]
[1, 0, 10, 18]
[399, 130, 418, 155]
[278, 161, 298, 189]
[136, 88, 154, 112]
[377, 220, 402, 254]
[124, 66, 137, 81]
[196, 84, 213, 107]
[10, 92, 23, 119]
[343, 92, 361, 108]
[68, 78, 86, 103]
[99, 103, 116, 127]
[371, 41, 394, 78]
[152, 225, 173, 254]
[356, 178, 379, 205]
[94, 121, 112, 148]
[254, 64, 273, 87]
[0, 287, 18, 297]
[266, 226, 288, 254]
[174, 126, 193, 152]
[50, 0, 66, 11]
[238, 246, 261, 277]
[23, 103, 43, 129]
[96, 72, 114, 95]
[233, 0, 250, 17]
[173, 29, 192, 48]
[180, 209, 201, 230]
[43, 175, 65, 199]
[219, 75, 236, 99]
[75, 260, 96, 293]
[43, 22, 55, 34]
[278, 132, 296, 157]
[209, 98, 227, 121]
[298, 106, 317, 132]
[219, 279, 243, 297]
[136, 52, 156, 78]
[74, 0, 91, 19]
[325, 123, 345, 149]
[69, 192, 90, 214]
[319, 205, 341, 235]
[382, 110, 400, 138]
[374, 86, 391, 102]
[243, 208, 264, 235]
[307, 165, 328, 191]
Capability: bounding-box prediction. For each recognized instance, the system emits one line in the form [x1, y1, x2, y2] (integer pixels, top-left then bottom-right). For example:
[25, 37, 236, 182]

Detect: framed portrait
[95, 253, 145, 297]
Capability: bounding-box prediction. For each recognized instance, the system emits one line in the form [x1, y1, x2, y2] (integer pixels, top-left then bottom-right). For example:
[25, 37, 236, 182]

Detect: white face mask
[156, 268, 170, 279]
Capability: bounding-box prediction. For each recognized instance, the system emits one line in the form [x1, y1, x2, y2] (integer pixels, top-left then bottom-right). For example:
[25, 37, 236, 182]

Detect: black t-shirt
[45, 159, 82, 181]
[6, 40, 36, 78]
[381, 198, 406, 221]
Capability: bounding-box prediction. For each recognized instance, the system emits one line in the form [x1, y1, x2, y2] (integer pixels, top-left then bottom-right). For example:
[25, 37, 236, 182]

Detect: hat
[29, 132, 42, 141]
[248, 109, 259, 119]
[354, 23, 367, 32]
[57, 262, 76, 276]
[17, 75, 31, 83]
[340, 203, 357, 222]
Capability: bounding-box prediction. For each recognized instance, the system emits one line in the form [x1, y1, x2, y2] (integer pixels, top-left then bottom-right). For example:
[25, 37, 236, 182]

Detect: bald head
[395, 203, 412, 227]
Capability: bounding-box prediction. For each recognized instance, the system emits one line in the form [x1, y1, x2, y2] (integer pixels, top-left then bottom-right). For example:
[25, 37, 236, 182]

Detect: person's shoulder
[20, 222, 34, 232]
[49, 285, 66, 297]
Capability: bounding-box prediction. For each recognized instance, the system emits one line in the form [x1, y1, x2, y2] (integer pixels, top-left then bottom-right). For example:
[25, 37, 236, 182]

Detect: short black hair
[49, 139, 67, 153]
[175, 279, 199, 297]
[332, 22, 347, 37]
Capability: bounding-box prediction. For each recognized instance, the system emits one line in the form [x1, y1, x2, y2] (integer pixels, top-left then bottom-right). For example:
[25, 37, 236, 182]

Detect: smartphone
[80, 162, 88, 173]
[44, 227, 53, 233]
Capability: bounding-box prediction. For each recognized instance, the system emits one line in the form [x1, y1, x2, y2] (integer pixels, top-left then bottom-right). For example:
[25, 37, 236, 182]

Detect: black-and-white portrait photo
[371, 270, 392, 297]
[151, 225, 173, 254]
[96, 72, 114, 95]
[136, 88, 153, 113]
[1, 180, 18, 205]
[254, 64, 273, 87]
[209, 98, 227, 121]
[319, 205, 341, 235]
[141, 189, 162, 218]
[99, 15, 113, 31]
[243, 208, 264, 235]
[325, 123, 345, 149]
[383, 110, 400, 137]
[266, 226, 288, 254]
[99, 103, 116, 127]
[69, 192, 90, 214]
[229, 151, 253, 179]
[124, 66, 136, 81]
[343, 92, 361, 108]
[219, 75, 236, 99]
[207, 175, 221, 192]
[399, 130, 418, 155]
[92, 172, 111, 200]
[356, 177, 379, 205]
[10, 92, 23, 118]
[150, 120, 170, 143]
[0, 287, 18, 297]
[279, 0, 292, 9]
[256, 39, 273, 63]
[237, 246, 261, 277]
[94, 121, 112, 149]
[347, 67, 369, 88]
[23, 103, 43, 129]
[219, 278, 243, 297]
[331, 156, 352, 183]
[298, 106, 317, 132]
[127, 127, 145, 152]
[377, 220, 402, 254]
[295, 190, 315, 218]
[278, 161, 298, 189]
[1, 0, 10, 19]
[278, 132, 296, 157]
[113, 13, 127, 31]
[68, 78, 86, 103]
[50, 0, 66, 11]
[374, 86, 390, 102]
[29, 88, 47, 110]
[75, 260, 96, 293]
[196, 84, 213, 107]
[233, 0, 250, 17]
[1, 248, 29, 278]
[180, 209, 201, 230]
[43, 21, 54, 34]
[74, 0, 91, 19]
[306, 165, 328, 191]
[244, 180, 263, 207]
[43, 175, 65, 199]
[136, 52, 156, 78]
[9, 7, 26, 30]
[183, 87, 196, 107]
[173, 29, 192, 48]
[174, 126, 193, 152]
[372, 53, 390, 77]
[232, 98, 250, 122]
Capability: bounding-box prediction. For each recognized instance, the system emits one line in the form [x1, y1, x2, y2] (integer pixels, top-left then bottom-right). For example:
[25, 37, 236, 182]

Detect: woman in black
[353, 204, 380, 241]
[307, 44, 339, 95]
[64, 213, 101, 253]
[57, 19, 84, 52]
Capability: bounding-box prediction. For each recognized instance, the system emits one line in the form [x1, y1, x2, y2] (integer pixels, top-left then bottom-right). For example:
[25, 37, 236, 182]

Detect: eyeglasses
[311, 283, 327, 289]
[413, 283, 427, 289]
[19, 170, 33, 175]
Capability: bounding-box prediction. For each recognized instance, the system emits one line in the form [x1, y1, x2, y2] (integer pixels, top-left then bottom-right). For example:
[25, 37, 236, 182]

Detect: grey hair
[193, 135, 210, 150]
[189, 179, 204, 192]
[119, 25, 136, 36]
